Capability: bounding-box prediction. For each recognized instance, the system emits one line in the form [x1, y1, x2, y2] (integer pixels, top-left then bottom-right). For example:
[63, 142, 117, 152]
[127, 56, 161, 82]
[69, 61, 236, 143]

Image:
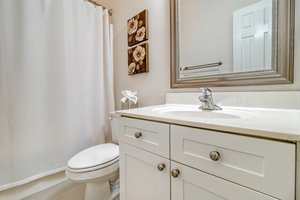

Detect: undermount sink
[152, 105, 258, 119]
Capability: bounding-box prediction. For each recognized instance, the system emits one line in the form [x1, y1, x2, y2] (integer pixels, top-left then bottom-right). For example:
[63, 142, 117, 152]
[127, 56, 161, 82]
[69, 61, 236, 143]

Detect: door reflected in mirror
[171, 0, 294, 87]
[179, 0, 275, 79]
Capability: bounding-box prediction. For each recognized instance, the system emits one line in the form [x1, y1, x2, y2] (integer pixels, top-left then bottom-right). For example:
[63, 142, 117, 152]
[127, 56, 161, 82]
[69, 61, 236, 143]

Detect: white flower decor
[135, 27, 146, 42]
[128, 62, 136, 74]
[133, 46, 146, 62]
[127, 18, 138, 35]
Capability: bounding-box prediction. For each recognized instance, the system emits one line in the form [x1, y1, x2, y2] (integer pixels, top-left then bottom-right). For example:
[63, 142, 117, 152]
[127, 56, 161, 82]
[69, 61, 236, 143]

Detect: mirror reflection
[178, 0, 276, 80]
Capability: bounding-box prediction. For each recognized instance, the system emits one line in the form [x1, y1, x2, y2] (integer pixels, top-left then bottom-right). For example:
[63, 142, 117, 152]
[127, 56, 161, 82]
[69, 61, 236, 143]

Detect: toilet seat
[66, 143, 119, 182]
[67, 143, 119, 170]
[68, 156, 119, 173]
[66, 159, 119, 182]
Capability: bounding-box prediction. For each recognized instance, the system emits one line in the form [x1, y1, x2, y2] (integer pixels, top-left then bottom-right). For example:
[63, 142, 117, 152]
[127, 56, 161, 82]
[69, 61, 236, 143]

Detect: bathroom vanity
[117, 93, 300, 200]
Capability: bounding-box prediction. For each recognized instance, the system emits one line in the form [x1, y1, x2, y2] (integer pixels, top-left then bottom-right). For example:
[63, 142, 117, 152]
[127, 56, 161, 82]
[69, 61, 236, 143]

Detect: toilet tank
[109, 112, 121, 143]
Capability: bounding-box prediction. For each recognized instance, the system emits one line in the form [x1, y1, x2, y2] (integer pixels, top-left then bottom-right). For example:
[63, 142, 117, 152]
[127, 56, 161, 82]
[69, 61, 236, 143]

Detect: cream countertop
[117, 104, 300, 142]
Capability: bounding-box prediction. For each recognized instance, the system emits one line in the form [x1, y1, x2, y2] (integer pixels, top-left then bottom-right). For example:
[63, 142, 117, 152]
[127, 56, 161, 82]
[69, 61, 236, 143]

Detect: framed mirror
[170, 0, 295, 88]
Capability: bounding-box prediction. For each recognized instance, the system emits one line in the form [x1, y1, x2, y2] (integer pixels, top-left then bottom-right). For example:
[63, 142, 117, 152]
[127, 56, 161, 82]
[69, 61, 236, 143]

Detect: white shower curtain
[0, 0, 115, 190]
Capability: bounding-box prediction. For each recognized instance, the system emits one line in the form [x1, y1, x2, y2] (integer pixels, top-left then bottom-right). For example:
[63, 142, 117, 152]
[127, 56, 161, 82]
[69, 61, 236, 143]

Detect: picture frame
[128, 43, 149, 75]
[127, 10, 148, 46]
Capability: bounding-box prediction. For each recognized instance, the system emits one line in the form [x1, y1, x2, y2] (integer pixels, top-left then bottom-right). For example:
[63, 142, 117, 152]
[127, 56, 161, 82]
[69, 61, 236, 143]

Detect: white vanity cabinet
[119, 117, 170, 200]
[119, 117, 297, 200]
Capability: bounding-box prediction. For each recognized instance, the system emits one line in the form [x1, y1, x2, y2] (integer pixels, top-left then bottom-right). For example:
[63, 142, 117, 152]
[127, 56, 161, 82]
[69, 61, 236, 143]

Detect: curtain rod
[85, 0, 113, 16]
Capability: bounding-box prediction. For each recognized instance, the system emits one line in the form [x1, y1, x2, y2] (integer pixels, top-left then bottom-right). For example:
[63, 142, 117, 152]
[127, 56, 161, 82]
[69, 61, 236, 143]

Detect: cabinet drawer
[171, 125, 295, 200]
[120, 117, 169, 157]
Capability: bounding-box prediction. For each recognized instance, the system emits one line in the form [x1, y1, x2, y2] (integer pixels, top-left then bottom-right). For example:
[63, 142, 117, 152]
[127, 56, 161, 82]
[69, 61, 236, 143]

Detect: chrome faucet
[198, 88, 222, 110]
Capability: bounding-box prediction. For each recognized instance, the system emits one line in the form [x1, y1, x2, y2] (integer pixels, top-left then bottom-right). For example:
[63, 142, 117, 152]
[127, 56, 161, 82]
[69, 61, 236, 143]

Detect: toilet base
[84, 180, 112, 200]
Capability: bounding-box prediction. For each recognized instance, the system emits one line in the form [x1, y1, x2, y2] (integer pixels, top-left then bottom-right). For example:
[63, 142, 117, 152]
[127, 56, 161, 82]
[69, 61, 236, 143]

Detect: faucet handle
[199, 87, 212, 98]
[198, 87, 222, 110]
[200, 87, 211, 93]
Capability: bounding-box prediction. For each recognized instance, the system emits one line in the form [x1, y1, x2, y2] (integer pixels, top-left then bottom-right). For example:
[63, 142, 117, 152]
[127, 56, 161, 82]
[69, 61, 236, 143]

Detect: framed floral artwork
[128, 43, 149, 75]
[127, 10, 148, 46]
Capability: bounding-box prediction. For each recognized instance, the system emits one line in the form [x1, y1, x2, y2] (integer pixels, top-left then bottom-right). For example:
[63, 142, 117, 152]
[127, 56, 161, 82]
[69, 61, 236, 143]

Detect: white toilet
[66, 112, 121, 200]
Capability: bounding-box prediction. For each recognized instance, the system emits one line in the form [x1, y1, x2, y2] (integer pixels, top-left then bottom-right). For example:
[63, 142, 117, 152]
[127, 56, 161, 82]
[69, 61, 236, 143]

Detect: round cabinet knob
[134, 132, 142, 139]
[157, 163, 166, 171]
[209, 151, 220, 161]
[171, 169, 180, 178]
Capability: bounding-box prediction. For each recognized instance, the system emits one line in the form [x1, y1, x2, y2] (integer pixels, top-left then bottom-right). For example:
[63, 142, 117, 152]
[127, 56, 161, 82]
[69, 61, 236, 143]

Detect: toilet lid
[67, 143, 119, 170]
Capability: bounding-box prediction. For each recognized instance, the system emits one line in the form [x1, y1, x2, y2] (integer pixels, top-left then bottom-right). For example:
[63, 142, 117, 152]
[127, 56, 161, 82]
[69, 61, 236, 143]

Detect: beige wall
[100, 0, 300, 110]
[100, 0, 171, 109]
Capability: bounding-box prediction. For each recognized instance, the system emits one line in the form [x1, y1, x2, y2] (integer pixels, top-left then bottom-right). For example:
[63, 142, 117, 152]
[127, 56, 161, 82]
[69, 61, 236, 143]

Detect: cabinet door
[120, 142, 170, 200]
[171, 162, 277, 200]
